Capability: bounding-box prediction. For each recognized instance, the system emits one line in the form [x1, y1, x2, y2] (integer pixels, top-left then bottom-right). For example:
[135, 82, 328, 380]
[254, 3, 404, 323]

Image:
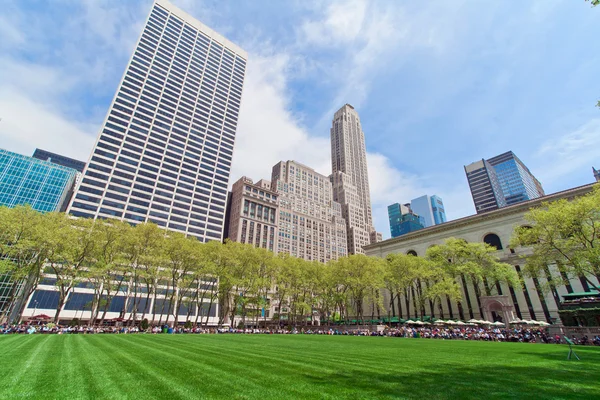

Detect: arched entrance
[480, 296, 515, 323]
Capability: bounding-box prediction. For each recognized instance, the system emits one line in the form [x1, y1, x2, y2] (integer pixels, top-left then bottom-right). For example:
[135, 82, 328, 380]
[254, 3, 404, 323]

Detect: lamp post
[31, 300, 39, 325]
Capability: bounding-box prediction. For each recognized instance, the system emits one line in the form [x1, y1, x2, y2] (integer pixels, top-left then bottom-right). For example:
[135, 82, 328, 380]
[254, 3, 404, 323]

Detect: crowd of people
[2, 322, 600, 345]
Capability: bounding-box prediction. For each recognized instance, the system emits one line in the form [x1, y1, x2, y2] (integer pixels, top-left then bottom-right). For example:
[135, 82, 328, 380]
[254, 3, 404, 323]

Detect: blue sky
[0, 0, 599, 238]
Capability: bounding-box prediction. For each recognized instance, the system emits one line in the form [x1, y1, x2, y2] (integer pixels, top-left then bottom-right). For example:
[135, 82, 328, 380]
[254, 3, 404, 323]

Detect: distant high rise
[410, 195, 446, 228]
[272, 161, 347, 262]
[32, 149, 86, 173]
[465, 151, 543, 213]
[227, 176, 279, 252]
[465, 159, 506, 213]
[487, 151, 544, 205]
[67, 0, 247, 242]
[0, 149, 78, 213]
[387, 203, 424, 238]
[593, 167, 599, 182]
[329, 104, 380, 254]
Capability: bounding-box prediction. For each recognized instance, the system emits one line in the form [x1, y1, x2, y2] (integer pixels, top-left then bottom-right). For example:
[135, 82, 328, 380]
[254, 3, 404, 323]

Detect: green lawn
[1, 335, 599, 399]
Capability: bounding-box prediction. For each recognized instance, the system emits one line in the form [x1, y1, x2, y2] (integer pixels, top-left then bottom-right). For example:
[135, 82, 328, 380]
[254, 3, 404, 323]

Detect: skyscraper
[387, 203, 424, 238]
[487, 151, 544, 205]
[592, 166, 599, 182]
[272, 161, 347, 262]
[464, 158, 507, 213]
[32, 149, 86, 173]
[67, 0, 247, 242]
[465, 151, 544, 214]
[0, 149, 78, 213]
[410, 194, 446, 228]
[329, 104, 379, 254]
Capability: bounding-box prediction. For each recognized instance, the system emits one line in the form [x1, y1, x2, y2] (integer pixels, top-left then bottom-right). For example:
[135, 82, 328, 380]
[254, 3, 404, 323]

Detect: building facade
[410, 194, 446, 228]
[465, 159, 507, 213]
[388, 203, 425, 238]
[271, 161, 348, 262]
[366, 184, 598, 324]
[227, 176, 279, 252]
[0, 149, 78, 213]
[466, 151, 544, 213]
[594, 167, 599, 182]
[329, 104, 380, 254]
[67, 0, 247, 242]
[487, 151, 544, 205]
[32, 149, 86, 173]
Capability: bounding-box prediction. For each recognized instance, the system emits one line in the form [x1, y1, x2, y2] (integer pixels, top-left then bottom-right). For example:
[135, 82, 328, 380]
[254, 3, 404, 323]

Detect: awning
[562, 291, 600, 299]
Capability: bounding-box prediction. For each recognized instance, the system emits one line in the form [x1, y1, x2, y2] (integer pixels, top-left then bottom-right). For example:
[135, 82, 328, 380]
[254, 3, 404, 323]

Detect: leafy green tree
[427, 238, 519, 320]
[86, 219, 129, 325]
[511, 184, 600, 292]
[46, 214, 96, 323]
[0, 206, 50, 323]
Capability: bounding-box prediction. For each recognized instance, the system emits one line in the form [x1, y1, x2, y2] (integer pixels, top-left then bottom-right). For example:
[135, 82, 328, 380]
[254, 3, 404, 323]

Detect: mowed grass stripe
[126, 335, 328, 399]
[132, 335, 355, 399]
[1, 335, 599, 400]
[86, 335, 198, 399]
[108, 335, 279, 399]
[0, 335, 65, 397]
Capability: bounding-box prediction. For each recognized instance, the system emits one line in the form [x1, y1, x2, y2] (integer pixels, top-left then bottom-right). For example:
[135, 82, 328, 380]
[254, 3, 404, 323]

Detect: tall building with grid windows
[487, 151, 544, 206]
[67, 0, 247, 242]
[465, 151, 543, 213]
[271, 161, 348, 263]
[329, 104, 380, 254]
[227, 176, 279, 252]
[0, 149, 78, 213]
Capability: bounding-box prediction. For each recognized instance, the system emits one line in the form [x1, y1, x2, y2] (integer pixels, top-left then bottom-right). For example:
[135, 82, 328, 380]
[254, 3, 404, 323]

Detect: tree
[86, 219, 129, 325]
[511, 184, 600, 292]
[427, 238, 519, 320]
[586, 0, 599, 7]
[46, 214, 96, 323]
[0, 206, 50, 323]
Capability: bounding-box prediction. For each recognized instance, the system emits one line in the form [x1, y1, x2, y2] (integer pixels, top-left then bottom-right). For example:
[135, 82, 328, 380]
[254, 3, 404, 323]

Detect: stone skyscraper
[272, 161, 348, 262]
[67, 0, 247, 242]
[330, 104, 380, 254]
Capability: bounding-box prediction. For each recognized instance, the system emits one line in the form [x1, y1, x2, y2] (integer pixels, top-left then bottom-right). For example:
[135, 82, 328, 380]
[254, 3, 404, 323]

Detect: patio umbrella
[492, 321, 505, 326]
[455, 321, 466, 326]
[509, 318, 523, 324]
[480, 320, 494, 325]
[434, 320, 446, 325]
[467, 319, 480, 324]
[537, 321, 551, 326]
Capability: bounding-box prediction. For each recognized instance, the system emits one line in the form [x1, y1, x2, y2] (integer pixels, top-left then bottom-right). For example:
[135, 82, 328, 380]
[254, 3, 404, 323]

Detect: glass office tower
[464, 159, 507, 214]
[0, 149, 78, 213]
[67, 0, 247, 242]
[410, 194, 446, 228]
[388, 203, 425, 238]
[487, 151, 544, 205]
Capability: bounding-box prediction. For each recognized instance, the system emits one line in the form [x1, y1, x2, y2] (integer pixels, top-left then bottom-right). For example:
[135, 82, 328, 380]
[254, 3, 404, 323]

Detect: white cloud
[301, 0, 367, 46]
[230, 53, 331, 182]
[0, 88, 96, 161]
[367, 153, 474, 238]
[535, 118, 600, 184]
